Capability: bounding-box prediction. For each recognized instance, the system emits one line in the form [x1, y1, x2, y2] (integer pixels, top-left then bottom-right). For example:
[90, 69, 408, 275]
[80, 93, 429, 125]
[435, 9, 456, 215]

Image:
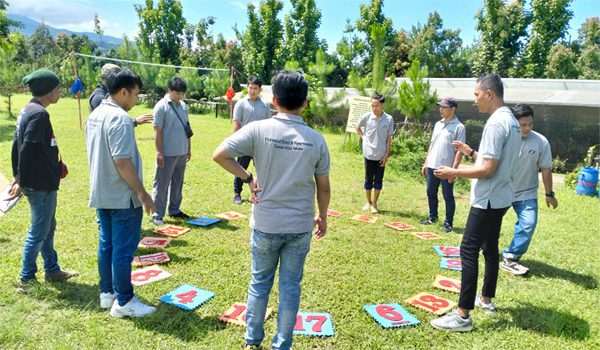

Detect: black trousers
[458, 204, 509, 310]
[364, 158, 385, 190]
[233, 156, 252, 194]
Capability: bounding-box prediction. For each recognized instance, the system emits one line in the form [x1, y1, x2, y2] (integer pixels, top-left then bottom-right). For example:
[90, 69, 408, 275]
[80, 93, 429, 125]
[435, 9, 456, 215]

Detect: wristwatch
[242, 173, 254, 184]
[545, 191, 555, 198]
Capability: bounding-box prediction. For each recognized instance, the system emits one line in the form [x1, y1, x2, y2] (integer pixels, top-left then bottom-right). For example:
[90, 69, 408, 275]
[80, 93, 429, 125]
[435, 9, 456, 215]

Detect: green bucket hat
[22, 69, 60, 97]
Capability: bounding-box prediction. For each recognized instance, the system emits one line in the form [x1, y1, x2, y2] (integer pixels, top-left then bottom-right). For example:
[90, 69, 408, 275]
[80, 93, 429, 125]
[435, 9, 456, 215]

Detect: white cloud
[7, 0, 137, 38]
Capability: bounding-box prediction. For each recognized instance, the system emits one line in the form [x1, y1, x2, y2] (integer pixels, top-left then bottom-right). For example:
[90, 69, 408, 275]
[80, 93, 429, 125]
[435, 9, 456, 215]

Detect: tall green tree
[240, 0, 284, 81]
[473, 0, 530, 77]
[546, 44, 579, 79]
[135, 0, 186, 64]
[283, 0, 322, 72]
[408, 11, 467, 77]
[578, 17, 600, 48]
[521, 0, 573, 78]
[397, 60, 437, 124]
[29, 23, 57, 61]
[577, 45, 600, 79]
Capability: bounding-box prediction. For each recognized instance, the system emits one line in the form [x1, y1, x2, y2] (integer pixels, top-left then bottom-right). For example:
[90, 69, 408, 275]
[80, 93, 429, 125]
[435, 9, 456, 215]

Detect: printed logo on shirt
[265, 137, 313, 152]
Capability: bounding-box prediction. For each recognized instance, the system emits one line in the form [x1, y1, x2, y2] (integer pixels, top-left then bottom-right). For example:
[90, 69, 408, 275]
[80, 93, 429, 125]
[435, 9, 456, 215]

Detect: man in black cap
[420, 97, 466, 232]
[9, 68, 78, 291]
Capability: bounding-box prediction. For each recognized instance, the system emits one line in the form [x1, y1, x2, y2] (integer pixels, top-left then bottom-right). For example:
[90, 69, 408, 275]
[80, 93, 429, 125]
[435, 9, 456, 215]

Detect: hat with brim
[437, 97, 458, 108]
[22, 69, 60, 97]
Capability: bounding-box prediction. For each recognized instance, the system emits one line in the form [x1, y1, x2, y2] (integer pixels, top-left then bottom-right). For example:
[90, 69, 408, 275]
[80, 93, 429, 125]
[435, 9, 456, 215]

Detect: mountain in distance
[8, 13, 123, 51]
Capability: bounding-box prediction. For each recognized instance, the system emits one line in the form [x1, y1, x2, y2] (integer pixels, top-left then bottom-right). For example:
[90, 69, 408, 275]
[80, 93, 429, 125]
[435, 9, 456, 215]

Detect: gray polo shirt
[153, 95, 189, 157]
[221, 113, 330, 234]
[513, 130, 553, 202]
[358, 112, 394, 161]
[86, 98, 143, 209]
[233, 97, 271, 128]
[470, 106, 521, 209]
[425, 116, 466, 169]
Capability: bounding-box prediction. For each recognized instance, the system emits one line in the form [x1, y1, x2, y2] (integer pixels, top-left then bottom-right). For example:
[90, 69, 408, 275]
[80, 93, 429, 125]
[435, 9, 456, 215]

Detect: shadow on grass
[377, 208, 423, 220]
[521, 259, 598, 290]
[495, 302, 590, 341]
[132, 305, 225, 341]
[48, 280, 222, 342]
[0, 123, 15, 143]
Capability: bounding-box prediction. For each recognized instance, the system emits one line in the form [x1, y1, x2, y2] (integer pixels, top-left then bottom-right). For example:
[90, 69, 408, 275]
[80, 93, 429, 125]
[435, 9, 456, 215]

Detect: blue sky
[7, 0, 598, 48]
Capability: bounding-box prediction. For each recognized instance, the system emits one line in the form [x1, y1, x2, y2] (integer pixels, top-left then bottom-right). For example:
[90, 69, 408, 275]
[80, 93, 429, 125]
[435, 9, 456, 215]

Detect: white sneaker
[370, 205, 379, 214]
[100, 292, 116, 309]
[475, 296, 497, 313]
[152, 217, 165, 226]
[430, 311, 473, 332]
[362, 203, 371, 211]
[110, 296, 157, 318]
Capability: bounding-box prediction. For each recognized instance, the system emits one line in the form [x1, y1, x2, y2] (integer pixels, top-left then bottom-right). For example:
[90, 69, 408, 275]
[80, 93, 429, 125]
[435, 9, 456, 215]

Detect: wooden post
[71, 54, 83, 130]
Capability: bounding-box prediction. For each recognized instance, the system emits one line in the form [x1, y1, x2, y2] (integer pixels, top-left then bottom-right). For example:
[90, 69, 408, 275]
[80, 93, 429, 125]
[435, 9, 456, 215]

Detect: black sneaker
[443, 222, 453, 233]
[169, 211, 191, 220]
[420, 218, 437, 225]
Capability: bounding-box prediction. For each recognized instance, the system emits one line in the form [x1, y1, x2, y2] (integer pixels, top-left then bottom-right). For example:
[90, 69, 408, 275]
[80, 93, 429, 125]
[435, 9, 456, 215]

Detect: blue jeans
[426, 167, 455, 225]
[503, 199, 538, 261]
[20, 189, 61, 281]
[245, 229, 311, 350]
[97, 205, 143, 306]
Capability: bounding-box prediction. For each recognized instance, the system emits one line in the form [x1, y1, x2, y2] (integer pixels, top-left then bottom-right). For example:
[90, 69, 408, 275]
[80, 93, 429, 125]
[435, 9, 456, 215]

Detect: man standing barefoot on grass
[10, 69, 78, 292]
[431, 74, 521, 332]
[86, 69, 157, 318]
[356, 93, 394, 214]
[213, 71, 330, 350]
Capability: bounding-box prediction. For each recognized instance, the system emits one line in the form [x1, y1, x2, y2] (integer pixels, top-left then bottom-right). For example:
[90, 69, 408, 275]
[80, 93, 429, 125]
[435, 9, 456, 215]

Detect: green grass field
[0, 94, 598, 350]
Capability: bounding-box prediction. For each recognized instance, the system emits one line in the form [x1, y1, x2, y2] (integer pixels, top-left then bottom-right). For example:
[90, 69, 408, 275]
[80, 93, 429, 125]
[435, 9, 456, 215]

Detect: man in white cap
[89, 63, 152, 126]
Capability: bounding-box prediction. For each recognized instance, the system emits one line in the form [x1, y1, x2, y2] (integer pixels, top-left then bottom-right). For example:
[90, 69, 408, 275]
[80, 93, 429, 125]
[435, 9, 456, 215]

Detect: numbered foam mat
[363, 304, 419, 328]
[131, 265, 172, 286]
[440, 258, 462, 271]
[160, 284, 214, 311]
[432, 245, 460, 257]
[186, 216, 222, 227]
[293, 311, 335, 337]
[219, 302, 273, 326]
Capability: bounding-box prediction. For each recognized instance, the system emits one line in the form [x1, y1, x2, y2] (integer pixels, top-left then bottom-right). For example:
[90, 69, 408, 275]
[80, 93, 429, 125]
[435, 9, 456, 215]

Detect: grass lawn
[0, 94, 599, 350]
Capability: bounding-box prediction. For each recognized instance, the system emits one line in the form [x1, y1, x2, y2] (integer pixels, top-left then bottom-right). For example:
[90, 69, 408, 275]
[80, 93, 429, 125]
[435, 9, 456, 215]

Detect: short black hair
[271, 71, 308, 110]
[512, 104, 534, 120]
[168, 77, 187, 92]
[476, 73, 504, 99]
[248, 76, 262, 87]
[372, 92, 385, 104]
[107, 68, 143, 95]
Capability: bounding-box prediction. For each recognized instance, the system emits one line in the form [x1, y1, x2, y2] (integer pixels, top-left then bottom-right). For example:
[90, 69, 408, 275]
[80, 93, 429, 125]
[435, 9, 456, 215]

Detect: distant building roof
[244, 78, 600, 109]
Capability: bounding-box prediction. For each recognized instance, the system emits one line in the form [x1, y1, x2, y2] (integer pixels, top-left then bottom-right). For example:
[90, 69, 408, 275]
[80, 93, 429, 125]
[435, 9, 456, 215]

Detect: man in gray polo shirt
[151, 77, 193, 225]
[213, 71, 330, 350]
[231, 76, 271, 204]
[431, 74, 521, 332]
[421, 97, 466, 232]
[500, 104, 557, 275]
[356, 93, 394, 214]
[86, 69, 156, 318]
